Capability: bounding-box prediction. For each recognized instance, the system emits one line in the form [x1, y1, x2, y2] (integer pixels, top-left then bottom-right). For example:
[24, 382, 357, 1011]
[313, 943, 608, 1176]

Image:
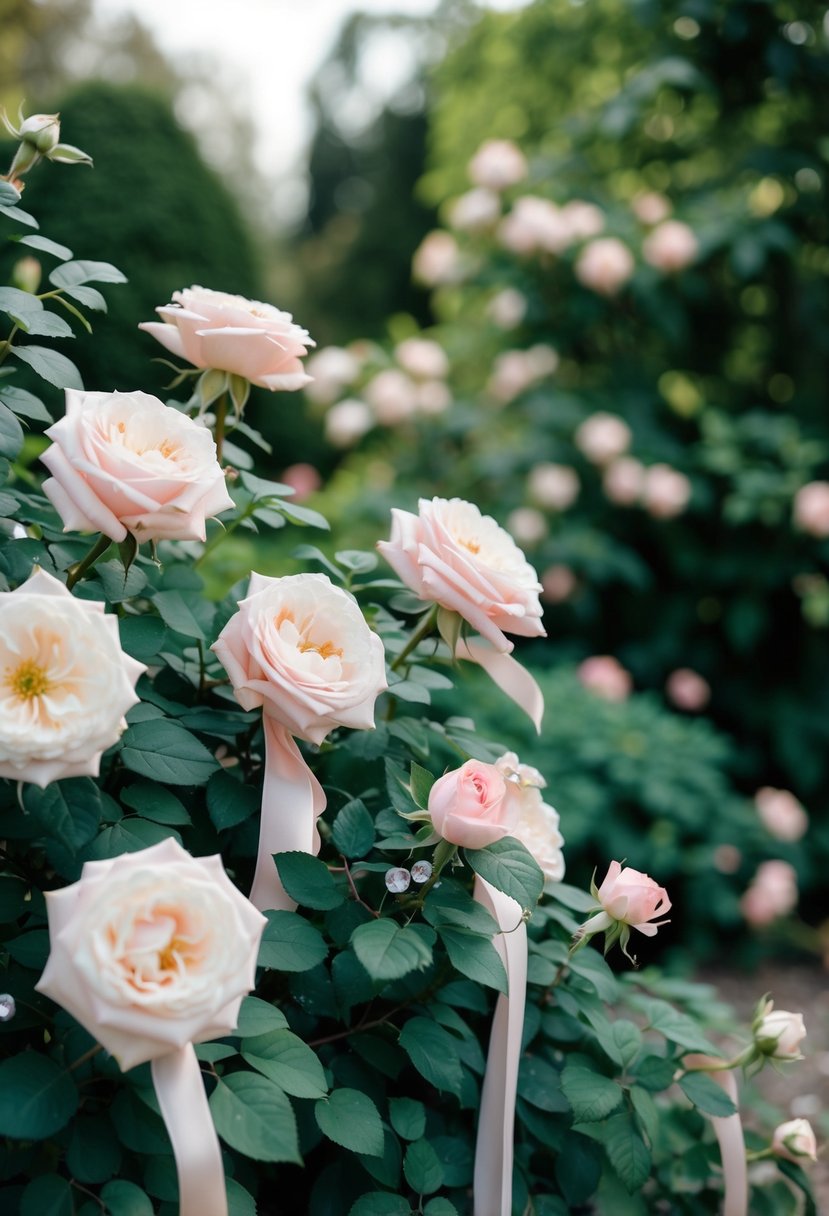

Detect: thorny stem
[390, 605, 438, 672]
[214, 393, 228, 464]
[309, 1000, 410, 1049]
[65, 532, 113, 590]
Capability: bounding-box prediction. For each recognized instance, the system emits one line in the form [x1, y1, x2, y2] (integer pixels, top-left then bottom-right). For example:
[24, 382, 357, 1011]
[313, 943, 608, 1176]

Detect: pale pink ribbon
[152, 1044, 228, 1216]
[456, 639, 543, 733]
[682, 1054, 748, 1216]
[249, 714, 326, 912]
[472, 877, 528, 1216]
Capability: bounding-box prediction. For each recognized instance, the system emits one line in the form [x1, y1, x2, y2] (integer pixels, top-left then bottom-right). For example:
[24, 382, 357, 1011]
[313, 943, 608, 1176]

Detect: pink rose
[467, 139, 527, 191]
[498, 196, 572, 256]
[528, 463, 580, 511]
[631, 192, 671, 226]
[754, 787, 808, 842]
[324, 399, 373, 447]
[41, 389, 234, 543]
[574, 238, 635, 295]
[394, 337, 450, 381]
[560, 200, 605, 241]
[642, 464, 692, 519]
[666, 668, 710, 712]
[753, 1000, 806, 1060]
[772, 1119, 817, 1162]
[412, 231, 461, 286]
[495, 752, 565, 885]
[212, 572, 387, 745]
[793, 481, 829, 537]
[448, 188, 501, 232]
[642, 220, 699, 272]
[0, 568, 143, 786]
[487, 288, 527, 330]
[596, 861, 671, 935]
[377, 496, 545, 653]
[36, 838, 266, 1071]
[506, 507, 547, 547]
[541, 564, 577, 604]
[740, 860, 798, 927]
[429, 759, 521, 849]
[602, 456, 645, 505]
[364, 369, 418, 425]
[577, 655, 632, 702]
[139, 285, 314, 391]
[574, 412, 632, 465]
[280, 463, 322, 502]
[414, 380, 452, 416]
[304, 346, 361, 406]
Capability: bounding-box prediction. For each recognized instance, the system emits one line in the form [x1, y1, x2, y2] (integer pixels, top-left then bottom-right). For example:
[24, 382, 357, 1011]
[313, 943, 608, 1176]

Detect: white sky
[90, 0, 529, 222]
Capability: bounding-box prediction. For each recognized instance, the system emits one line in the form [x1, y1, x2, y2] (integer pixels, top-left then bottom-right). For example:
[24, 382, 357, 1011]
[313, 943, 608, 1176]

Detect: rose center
[298, 638, 344, 660]
[4, 658, 51, 701]
[458, 537, 481, 554]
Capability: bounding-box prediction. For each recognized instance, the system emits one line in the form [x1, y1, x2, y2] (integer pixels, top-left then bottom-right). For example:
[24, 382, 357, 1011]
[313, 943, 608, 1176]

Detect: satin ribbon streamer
[152, 1044, 228, 1216]
[457, 638, 543, 733]
[683, 1054, 748, 1216]
[473, 877, 528, 1216]
[249, 714, 326, 912]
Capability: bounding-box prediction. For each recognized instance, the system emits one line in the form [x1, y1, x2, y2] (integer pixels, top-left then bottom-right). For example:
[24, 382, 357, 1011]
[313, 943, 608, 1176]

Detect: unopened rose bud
[753, 1000, 806, 1061]
[771, 1118, 817, 1163]
[20, 113, 60, 152]
[11, 255, 41, 294]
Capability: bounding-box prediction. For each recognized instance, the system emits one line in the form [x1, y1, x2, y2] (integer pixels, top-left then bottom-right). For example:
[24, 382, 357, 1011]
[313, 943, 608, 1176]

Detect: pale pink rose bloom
[487, 288, 527, 330]
[498, 196, 572, 255]
[378, 496, 545, 653]
[526, 345, 560, 377]
[41, 389, 234, 543]
[793, 482, 829, 537]
[666, 668, 711, 712]
[575, 412, 632, 465]
[642, 220, 699, 272]
[414, 380, 452, 416]
[542, 564, 577, 604]
[575, 237, 635, 295]
[506, 507, 547, 546]
[496, 752, 565, 884]
[560, 200, 605, 241]
[488, 347, 558, 402]
[0, 568, 143, 787]
[528, 463, 580, 511]
[364, 369, 418, 425]
[740, 860, 798, 927]
[304, 346, 361, 406]
[280, 463, 321, 502]
[642, 464, 692, 519]
[394, 337, 450, 381]
[139, 285, 314, 391]
[577, 655, 632, 702]
[212, 572, 386, 746]
[603, 456, 646, 504]
[631, 191, 671, 225]
[754, 1001, 806, 1060]
[713, 844, 742, 874]
[468, 139, 527, 191]
[412, 230, 460, 286]
[580, 861, 671, 943]
[754, 787, 808, 842]
[429, 759, 522, 849]
[36, 838, 266, 1071]
[324, 399, 373, 447]
[772, 1119, 817, 1163]
[448, 187, 501, 232]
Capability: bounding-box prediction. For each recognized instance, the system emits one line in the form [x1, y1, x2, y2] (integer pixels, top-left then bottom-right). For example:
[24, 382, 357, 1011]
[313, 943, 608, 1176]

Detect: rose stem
[65, 532, 113, 590]
[390, 604, 438, 672]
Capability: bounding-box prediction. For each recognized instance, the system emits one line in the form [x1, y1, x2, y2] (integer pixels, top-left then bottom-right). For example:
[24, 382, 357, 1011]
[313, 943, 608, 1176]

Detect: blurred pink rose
[666, 668, 710, 712]
[642, 464, 692, 518]
[280, 463, 321, 502]
[528, 462, 580, 511]
[41, 389, 234, 543]
[560, 200, 605, 240]
[498, 196, 571, 256]
[577, 655, 632, 702]
[378, 496, 545, 652]
[429, 759, 521, 849]
[0, 568, 143, 787]
[631, 191, 671, 225]
[487, 347, 558, 403]
[496, 751, 565, 884]
[414, 380, 452, 416]
[412, 231, 460, 286]
[139, 285, 314, 391]
[541, 564, 577, 604]
[642, 220, 699, 272]
[212, 572, 386, 746]
[394, 337, 450, 380]
[36, 838, 266, 1071]
[468, 139, 527, 190]
[487, 288, 527, 330]
[753, 1000, 806, 1060]
[324, 399, 373, 447]
[754, 787, 808, 842]
[575, 412, 632, 466]
[575, 237, 635, 295]
[713, 844, 742, 874]
[771, 1119, 817, 1162]
[448, 187, 501, 232]
[304, 346, 361, 406]
[793, 481, 829, 538]
[740, 860, 798, 927]
[364, 369, 418, 425]
[506, 507, 547, 546]
[602, 456, 646, 505]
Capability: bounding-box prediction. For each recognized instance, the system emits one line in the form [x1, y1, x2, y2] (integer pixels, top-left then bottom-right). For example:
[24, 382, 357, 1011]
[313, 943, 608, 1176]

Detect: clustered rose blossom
[364, 369, 418, 425]
[412, 230, 461, 286]
[304, 346, 361, 406]
[506, 507, 547, 547]
[495, 751, 565, 885]
[212, 572, 387, 746]
[771, 1118, 818, 1163]
[428, 758, 521, 849]
[41, 389, 234, 543]
[527, 463, 580, 511]
[754, 787, 808, 842]
[498, 196, 572, 256]
[631, 191, 671, 226]
[36, 838, 266, 1071]
[378, 496, 545, 653]
[0, 568, 143, 787]
[577, 655, 632, 702]
[740, 859, 799, 927]
[793, 481, 829, 538]
[603, 456, 646, 505]
[752, 1000, 806, 1061]
[574, 237, 635, 295]
[487, 288, 527, 330]
[574, 412, 631, 465]
[560, 200, 605, 241]
[448, 187, 501, 232]
[642, 464, 692, 519]
[324, 398, 373, 448]
[487, 345, 559, 402]
[467, 139, 527, 191]
[394, 337, 450, 381]
[541, 564, 578, 604]
[642, 220, 699, 272]
[140, 286, 314, 392]
[666, 668, 711, 712]
[577, 861, 671, 960]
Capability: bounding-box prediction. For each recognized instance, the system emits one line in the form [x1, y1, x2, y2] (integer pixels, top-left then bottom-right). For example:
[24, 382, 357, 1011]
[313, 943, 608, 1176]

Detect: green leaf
[389, 1097, 426, 1141]
[84, 818, 180, 860]
[398, 1018, 464, 1097]
[0, 383, 52, 421]
[602, 1112, 652, 1193]
[632, 1053, 675, 1092]
[409, 762, 435, 808]
[0, 875, 27, 920]
[423, 880, 498, 934]
[210, 1072, 300, 1163]
[100, 1179, 154, 1215]
[404, 1139, 444, 1195]
[518, 1055, 569, 1112]
[561, 1065, 624, 1122]
[21, 1176, 73, 1216]
[64, 284, 107, 311]
[349, 1196, 410, 1216]
[206, 770, 259, 831]
[120, 719, 219, 785]
[351, 919, 433, 982]
[66, 1114, 121, 1183]
[0, 1053, 78, 1139]
[16, 310, 74, 339]
[274, 851, 345, 910]
[6, 930, 49, 969]
[437, 925, 507, 993]
[555, 1130, 603, 1207]
[464, 836, 544, 909]
[315, 1088, 384, 1156]
[12, 344, 83, 389]
[606, 1020, 643, 1069]
[336, 549, 378, 573]
[226, 1178, 258, 1216]
[242, 1028, 328, 1098]
[235, 995, 288, 1037]
[117, 616, 167, 662]
[332, 797, 376, 857]
[258, 909, 328, 971]
[121, 782, 191, 826]
[0, 402, 24, 460]
[424, 1202, 460, 1216]
[151, 589, 206, 639]
[277, 500, 330, 529]
[629, 1085, 660, 1145]
[49, 259, 127, 289]
[0, 202, 38, 227]
[678, 1070, 737, 1117]
[0, 180, 21, 204]
[96, 559, 147, 603]
[25, 777, 101, 850]
[16, 234, 73, 260]
[645, 999, 719, 1054]
[0, 287, 43, 316]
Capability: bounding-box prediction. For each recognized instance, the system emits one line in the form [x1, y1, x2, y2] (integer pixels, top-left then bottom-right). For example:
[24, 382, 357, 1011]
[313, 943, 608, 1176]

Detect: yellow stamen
[299, 639, 343, 660]
[4, 658, 51, 701]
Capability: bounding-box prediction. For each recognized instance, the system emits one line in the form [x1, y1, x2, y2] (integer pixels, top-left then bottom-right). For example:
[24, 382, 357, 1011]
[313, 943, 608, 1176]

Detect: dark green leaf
[84, 818, 181, 860]
[66, 1114, 121, 1183]
[332, 797, 376, 858]
[351, 919, 433, 982]
[398, 1018, 463, 1097]
[21, 1176, 73, 1216]
[632, 1053, 676, 1092]
[274, 851, 345, 910]
[211, 1072, 300, 1163]
[100, 1179, 154, 1215]
[606, 1020, 643, 1069]
[602, 1112, 652, 1193]
[349, 1196, 410, 1216]
[12, 344, 83, 389]
[0, 384, 52, 421]
[151, 589, 206, 639]
[315, 1088, 384, 1156]
[25, 778, 101, 851]
[258, 909, 328, 971]
[389, 1097, 426, 1141]
[6, 931, 49, 970]
[404, 1139, 443, 1195]
[437, 926, 507, 993]
[464, 836, 544, 909]
[561, 1065, 624, 1122]
[235, 995, 288, 1037]
[409, 762, 435, 808]
[645, 999, 719, 1054]
[0, 402, 24, 460]
[678, 1070, 737, 1117]
[207, 770, 260, 831]
[555, 1130, 603, 1206]
[96, 560, 147, 603]
[120, 719, 219, 786]
[518, 1056, 569, 1113]
[117, 616, 167, 662]
[424, 1201, 459, 1216]
[242, 1029, 328, 1098]
[121, 782, 191, 826]
[0, 1053, 78, 1139]
[423, 880, 498, 934]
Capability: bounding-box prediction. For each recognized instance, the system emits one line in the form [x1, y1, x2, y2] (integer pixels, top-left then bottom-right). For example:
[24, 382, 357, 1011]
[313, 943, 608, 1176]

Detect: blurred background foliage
[3, 0, 828, 962]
